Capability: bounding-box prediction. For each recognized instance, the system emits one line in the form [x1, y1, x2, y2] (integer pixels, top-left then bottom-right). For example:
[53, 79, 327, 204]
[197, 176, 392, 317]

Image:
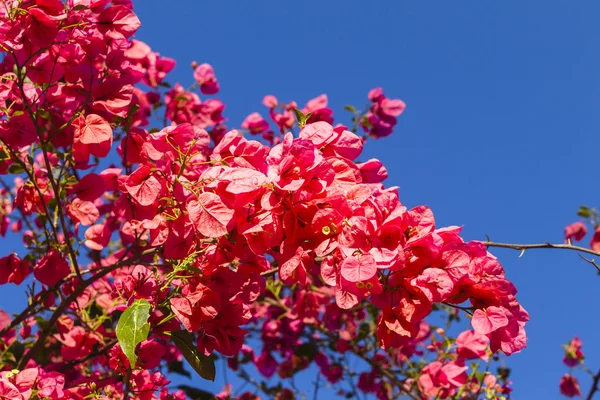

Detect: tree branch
[17, 248, 157, 369]
[482, 241, 600, 258]
[587, 369, 600, 400]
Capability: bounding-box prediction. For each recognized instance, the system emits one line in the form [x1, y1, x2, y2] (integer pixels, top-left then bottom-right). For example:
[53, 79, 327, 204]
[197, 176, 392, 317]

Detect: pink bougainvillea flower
[72, 114, 113, 162]
[121, 165, 162, 207]
[262, 95, 278, 108]
[137, 340, 166, 369]
[84, 224, 112, 250]
[193, 63, 219, 95]
[97, 5, 141, 39]
[559, 374, 582, 397]
[471, 306, 510, 335]
[69, 173, 106, 202]
[0, 380, 21, 399]
[340, 254, 377, 283]
[34, 249, 71, 286]
[564, 221, 587, 242]
[563, 336, 584, 367]
[590, 227, 600, 252]
[0, 309, 10, 331]
[456, 330, 490, 361]
[36, 371, 66, 399]
[242, 112, 270, 134]
[0, 254, 29, 285]
[170, 282, 221, 332]
[187, 192, 234, 238]
[67, 198, 100, 228]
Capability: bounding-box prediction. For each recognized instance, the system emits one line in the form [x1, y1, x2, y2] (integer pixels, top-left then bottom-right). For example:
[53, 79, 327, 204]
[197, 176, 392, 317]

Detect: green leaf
[266, 278, 282, 298]
[293, 108, 313, 129]
[295, 342, 318, 362]
[177, 385, 215, 400]
[361, 115, 372, 128]
[577, 206, 591, 218]
[7, 164, 24, 174]
[171, 330, 216, 381]
[344, 105, 357, 113]
[356, 322, 371, 341]
[115, 299, 152, 367]
[167, 360, 191, 378]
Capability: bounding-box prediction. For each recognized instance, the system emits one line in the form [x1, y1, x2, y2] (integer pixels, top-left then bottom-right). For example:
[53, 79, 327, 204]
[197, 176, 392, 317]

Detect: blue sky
[135, 1, 600, 398]
[3, 1, 600, 398]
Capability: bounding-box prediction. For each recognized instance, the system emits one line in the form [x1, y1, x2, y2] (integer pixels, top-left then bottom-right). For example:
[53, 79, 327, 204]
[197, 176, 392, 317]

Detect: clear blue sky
[3, 1, 600, 398]
[134, 2, 600, 398]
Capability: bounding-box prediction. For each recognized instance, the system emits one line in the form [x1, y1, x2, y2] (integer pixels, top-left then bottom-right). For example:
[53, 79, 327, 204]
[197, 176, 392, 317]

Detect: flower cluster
[0, 1, 531, 399]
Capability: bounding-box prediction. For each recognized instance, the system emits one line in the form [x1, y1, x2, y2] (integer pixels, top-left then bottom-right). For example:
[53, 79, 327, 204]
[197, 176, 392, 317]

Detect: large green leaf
[171, 330, 216, 382]
[115, 299, 152, 367]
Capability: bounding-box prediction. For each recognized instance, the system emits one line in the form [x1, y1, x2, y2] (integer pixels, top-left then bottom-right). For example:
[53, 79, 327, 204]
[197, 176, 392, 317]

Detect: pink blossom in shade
[0, 254, 30, 285]
[564, 221, 587, 242]
[137, 340, 166, 369]
[456, 330, 490, 361]
[169, 282, 221, 332]
[54, 325, 101, 361]
[254, 350, 278, 378]
[591, 227, 600, 252]
[471, 306, 510, 335]
[262, 95, 278, 108]
[560, 374, 582, 397]
[70, 172, 106, 201]
[563, 336, 584, 367]
[34, 249, 71, 286]
[193, 63, 219, 95]
[241, 112, 269, 134]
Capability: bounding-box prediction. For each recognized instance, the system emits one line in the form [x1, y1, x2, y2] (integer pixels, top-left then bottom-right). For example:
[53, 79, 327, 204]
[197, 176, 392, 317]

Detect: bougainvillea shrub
[0, 1, 596, 399]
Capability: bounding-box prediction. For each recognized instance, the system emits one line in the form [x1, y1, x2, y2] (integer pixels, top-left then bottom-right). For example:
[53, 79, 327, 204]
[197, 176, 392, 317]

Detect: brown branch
[16, 248, 157, 369]
[0, 272, 82, 337]
[58, 338, 117, 372]
[260, 267, 277, 277]
[587, 369, 600, 400]
[578, 254, 600, 274]
[441, 302, 474, 316]
[482, 241, 600, 258]
[39, 146, 83, 280]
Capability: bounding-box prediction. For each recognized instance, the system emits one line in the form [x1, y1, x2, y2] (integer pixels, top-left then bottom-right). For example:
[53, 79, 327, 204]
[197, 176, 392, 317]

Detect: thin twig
[17, 248, 157, 369]
[442, 302, 474, 316]
[58, 339, 117, 372]
[587, 369, 600, 400]
[482, 241, 600, 258]
[578, 254, 600, 274]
